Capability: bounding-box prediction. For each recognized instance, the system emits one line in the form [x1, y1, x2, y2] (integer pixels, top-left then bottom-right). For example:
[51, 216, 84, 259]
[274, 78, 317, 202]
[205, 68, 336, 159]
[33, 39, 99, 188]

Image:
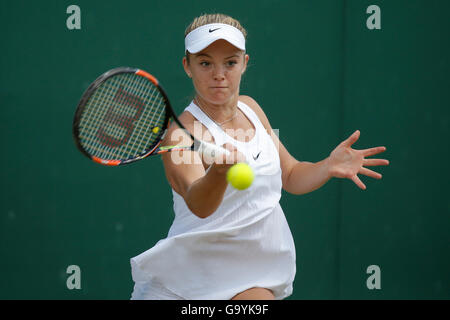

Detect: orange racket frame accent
[92, 156, 121, 166]
[136, 69, 159, 86]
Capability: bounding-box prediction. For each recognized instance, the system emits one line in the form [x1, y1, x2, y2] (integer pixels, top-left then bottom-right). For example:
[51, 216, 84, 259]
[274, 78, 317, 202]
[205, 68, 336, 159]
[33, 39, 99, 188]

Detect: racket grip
[197, 140, 230, 160]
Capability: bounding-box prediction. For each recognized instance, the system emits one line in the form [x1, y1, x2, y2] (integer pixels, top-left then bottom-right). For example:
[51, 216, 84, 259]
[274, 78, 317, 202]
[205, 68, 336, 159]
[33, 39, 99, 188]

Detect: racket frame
[72, 67, 192, 166]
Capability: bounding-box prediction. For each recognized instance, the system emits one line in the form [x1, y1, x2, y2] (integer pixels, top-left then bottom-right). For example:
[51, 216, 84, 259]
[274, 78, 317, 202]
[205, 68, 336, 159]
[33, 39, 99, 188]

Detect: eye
[200, 61, 210, 67]
[226, 60, 237, 67]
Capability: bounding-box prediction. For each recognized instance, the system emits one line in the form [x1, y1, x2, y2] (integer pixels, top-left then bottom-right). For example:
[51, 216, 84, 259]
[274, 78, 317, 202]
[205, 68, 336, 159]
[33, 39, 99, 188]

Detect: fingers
[342, 130, 360, 147]
[361, 146, 387, 157]
[352, 165, 385, 190]
[203, 143, 234, 166]
[363, 158, 390, 166]
[217, 143, 247, 165]
[359, 167, 382, 179]
[351, 174, 366, 190]
[222, 143, 235, 153]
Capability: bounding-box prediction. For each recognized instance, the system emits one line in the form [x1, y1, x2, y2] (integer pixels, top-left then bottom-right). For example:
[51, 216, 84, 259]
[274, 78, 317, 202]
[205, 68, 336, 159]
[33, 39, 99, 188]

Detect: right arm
[161, 112, 238, 219]
[182, 165, 229, 218]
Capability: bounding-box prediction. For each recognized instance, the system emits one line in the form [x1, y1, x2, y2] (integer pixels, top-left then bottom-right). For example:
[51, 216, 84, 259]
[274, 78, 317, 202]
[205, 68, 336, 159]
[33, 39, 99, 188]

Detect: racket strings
[97, 76, 165, 158]
[80, 75, 135, 158]
[78, 73, 166, 160]
[123, 76, 164, 159]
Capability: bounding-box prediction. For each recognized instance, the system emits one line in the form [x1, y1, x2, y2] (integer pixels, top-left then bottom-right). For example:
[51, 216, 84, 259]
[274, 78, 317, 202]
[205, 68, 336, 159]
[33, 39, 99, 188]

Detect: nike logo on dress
[253, 151, 261, 160]
[209, 28, 221, 33]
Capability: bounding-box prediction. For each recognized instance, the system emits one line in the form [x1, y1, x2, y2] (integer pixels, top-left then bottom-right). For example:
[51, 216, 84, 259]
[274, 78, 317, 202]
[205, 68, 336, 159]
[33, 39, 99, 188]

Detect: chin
[207, 92, 232, 103]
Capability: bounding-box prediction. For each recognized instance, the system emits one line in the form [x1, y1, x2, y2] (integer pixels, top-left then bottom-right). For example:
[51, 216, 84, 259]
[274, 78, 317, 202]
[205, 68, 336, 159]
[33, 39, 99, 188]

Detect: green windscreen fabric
[1, 0, 448, 299]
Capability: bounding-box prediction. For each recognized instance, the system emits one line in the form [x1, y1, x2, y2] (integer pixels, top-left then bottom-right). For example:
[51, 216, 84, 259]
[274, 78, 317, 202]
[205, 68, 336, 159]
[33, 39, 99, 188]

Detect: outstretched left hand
[327, 130, 389, 190]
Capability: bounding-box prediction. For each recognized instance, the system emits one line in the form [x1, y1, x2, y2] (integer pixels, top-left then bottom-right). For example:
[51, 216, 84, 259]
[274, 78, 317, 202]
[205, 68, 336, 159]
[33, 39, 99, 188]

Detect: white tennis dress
[130, 100, 296, 300]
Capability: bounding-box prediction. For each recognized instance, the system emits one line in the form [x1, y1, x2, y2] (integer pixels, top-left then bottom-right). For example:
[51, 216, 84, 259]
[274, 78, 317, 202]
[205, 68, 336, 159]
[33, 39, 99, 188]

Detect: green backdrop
[1, 0, 449, 299]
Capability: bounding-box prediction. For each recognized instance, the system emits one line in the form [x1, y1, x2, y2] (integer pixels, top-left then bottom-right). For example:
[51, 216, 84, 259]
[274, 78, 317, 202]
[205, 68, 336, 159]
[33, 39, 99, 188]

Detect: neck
[194, 96, 239, 124]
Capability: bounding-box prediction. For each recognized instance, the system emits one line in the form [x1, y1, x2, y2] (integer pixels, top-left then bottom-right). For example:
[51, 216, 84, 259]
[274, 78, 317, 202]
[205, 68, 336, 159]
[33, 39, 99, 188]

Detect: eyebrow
[195, 53, 240, 59]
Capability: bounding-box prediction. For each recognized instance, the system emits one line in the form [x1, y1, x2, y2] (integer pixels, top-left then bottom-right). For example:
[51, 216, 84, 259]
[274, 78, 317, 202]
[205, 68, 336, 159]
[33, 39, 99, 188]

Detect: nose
[212, 65, 226, 81]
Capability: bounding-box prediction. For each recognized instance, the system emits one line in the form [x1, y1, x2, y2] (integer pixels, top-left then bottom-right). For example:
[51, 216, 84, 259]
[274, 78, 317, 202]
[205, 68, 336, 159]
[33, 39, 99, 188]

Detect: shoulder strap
[184, 101, 226, 146]
[237, 100, 266, 134]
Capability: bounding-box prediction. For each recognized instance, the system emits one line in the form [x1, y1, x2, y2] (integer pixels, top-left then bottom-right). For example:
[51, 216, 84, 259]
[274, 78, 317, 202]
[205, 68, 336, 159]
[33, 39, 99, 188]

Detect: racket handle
[197, 140, 230, 160]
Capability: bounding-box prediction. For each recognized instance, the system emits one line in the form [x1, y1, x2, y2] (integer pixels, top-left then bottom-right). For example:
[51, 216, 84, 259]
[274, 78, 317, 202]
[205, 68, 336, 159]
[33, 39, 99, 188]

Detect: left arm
[240, 96, 389, 195]
[282, 158, 332, 195]
[266, 121, 333, 195]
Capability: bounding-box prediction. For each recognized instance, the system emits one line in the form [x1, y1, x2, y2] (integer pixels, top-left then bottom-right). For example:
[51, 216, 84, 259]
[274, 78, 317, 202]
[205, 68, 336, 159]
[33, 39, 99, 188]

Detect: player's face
[184, 39, 249, 105]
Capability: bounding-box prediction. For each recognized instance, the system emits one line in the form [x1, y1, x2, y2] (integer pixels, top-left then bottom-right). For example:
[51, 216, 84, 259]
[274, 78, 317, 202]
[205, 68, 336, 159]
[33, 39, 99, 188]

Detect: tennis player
[130, 13, 389, 300]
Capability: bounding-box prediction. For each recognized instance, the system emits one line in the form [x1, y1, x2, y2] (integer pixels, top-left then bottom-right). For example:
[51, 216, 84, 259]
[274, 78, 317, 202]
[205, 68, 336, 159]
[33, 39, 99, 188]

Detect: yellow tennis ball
[226, 163, 254, 190]
[152, 126, 160, 134]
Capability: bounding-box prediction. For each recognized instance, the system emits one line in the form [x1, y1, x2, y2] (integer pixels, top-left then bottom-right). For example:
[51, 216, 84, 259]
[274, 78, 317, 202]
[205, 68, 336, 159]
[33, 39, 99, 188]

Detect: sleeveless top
[130, 100, 296, 300]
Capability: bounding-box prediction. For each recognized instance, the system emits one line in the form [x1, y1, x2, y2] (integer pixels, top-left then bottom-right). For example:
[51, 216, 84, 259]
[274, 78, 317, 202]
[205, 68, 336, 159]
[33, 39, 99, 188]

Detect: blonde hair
[184, 13, 247, 38]
[184, 13, 247, 62]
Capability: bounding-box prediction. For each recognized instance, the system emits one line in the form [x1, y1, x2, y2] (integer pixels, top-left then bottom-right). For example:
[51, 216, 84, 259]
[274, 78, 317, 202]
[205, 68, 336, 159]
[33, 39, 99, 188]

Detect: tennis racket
[72, 67, 229, 166]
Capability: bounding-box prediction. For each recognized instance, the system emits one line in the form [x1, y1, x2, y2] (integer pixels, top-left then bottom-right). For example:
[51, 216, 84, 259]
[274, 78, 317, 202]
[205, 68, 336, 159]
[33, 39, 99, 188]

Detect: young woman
[130, 13, 389, 300]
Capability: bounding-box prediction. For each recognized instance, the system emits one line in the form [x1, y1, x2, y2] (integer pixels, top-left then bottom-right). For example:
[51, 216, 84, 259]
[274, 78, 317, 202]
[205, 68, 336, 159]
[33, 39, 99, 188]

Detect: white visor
[185, 23, 246, 54]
